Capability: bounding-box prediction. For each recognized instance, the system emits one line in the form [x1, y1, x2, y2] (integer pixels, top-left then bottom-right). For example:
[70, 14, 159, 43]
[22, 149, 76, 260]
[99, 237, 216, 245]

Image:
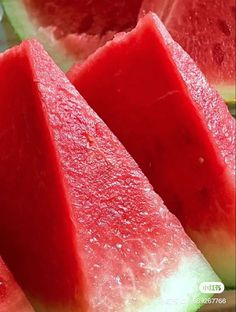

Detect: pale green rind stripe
[216, 84, 236, 104]
[1, 0, 75, 71]
[135, 254, 220, 312]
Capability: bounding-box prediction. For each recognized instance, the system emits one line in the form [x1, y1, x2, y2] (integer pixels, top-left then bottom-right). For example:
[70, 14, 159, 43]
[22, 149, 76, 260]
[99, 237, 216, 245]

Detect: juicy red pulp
[24, 0, 143, 38]
[69, 15, 235, 237]
[0, 39, 205, 311]
[0, 46, 86, 309]
[0, 258, 34, 312]
[141, 0, 236, 85]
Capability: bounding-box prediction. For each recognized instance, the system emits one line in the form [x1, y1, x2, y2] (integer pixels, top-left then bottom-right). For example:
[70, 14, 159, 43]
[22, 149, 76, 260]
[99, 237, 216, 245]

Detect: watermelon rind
[227, 101, 236, 118]
[217, 85, 235, 117]
[17, 255, 220, 312]
[217, 86, 236, 105]
[135, 254, 219, 312]
[1, 0, 76, 71]
[0, 8, 8, 52]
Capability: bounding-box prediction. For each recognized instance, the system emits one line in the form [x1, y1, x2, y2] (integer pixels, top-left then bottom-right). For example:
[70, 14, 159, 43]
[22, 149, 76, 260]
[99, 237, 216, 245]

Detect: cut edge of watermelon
[1, 0, 76, 71]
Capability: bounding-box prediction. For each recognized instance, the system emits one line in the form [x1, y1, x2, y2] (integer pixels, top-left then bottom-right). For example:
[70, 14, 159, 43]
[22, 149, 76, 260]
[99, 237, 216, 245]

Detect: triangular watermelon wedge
[0, 257, 34, 312]
[68, 13, 235, 288]
[0, 40, 219, 311]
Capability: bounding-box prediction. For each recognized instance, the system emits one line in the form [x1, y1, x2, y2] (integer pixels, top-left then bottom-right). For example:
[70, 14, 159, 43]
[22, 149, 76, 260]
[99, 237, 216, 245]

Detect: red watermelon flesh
[0, 40, 218, 312]
[0, 258, 34, 312]
[3, 0, 143, 70]
[139, 0, 236, 101]
[68, 13, 236, 287]
[24, 0, 142, 37]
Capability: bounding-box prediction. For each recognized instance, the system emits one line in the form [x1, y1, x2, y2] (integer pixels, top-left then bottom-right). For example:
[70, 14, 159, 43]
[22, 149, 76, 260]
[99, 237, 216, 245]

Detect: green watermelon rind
[136, 254, 220, 312]
[217, 85, 236, 103]
[217, 85, 235, 117]
[1, 0, 75, 71]
[227, 101, 236, 117]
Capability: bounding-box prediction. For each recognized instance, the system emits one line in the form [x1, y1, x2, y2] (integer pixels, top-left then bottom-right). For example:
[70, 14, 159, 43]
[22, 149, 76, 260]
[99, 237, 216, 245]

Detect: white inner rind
[27, 254, 219, 312]
[135, 254, 220, 312]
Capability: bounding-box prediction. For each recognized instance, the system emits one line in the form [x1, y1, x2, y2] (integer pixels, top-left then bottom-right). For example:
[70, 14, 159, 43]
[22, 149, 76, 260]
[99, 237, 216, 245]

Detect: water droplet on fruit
[212, 43, 224, 65]
[144, 186, 152, 192]
[89, 237, 97, 243]
[104, 244, 109, 249]
[217, 19, 231, 36]
[159, 206, 167, 217]
[139, 211, 149, 216]
[116, 243, 122, 249]
[123, 219, 131, 225]
[115, 276, 122, 285]
[198, 157, 205, 164]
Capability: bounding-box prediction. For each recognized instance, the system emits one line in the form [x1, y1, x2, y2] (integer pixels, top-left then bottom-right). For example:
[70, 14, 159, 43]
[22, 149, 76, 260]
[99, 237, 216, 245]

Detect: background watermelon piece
[68, 13, 235, 288]
[0, 40, 218, 312]
[1, 0, 235, 114]
[0, 258, 34, 312]
[1, 0, 142, 70]
[140, 0, 236, 104]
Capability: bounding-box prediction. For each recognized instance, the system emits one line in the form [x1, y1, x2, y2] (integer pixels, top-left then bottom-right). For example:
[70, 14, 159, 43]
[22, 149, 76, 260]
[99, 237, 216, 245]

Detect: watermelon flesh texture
[1, 0, 143, 71]
[140, 0, 236, 103]
[0, 40, 219, 312]
[0, 257, 34, 312]
[24, 0, 142, 37]
[68, 13, 236, 288]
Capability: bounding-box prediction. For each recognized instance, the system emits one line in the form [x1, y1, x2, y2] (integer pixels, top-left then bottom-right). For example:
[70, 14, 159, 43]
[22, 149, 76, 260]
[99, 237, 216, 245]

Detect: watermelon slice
[0, 257, 34, 312]
[68, 13, 236, 288]
[140, 0, 236, 104]
[0, 40, 218, 311]
[0, 0, 142, 71]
